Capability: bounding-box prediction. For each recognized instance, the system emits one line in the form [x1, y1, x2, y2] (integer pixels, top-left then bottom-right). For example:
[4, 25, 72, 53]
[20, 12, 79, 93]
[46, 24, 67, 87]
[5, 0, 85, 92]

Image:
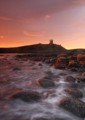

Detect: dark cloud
[0, 0, 84, 20]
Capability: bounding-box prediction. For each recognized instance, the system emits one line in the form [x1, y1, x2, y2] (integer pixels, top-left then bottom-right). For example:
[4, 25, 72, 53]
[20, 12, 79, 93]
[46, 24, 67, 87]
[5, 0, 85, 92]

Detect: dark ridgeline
[0, 40, 85, 56]
[0, 40, 66, 55]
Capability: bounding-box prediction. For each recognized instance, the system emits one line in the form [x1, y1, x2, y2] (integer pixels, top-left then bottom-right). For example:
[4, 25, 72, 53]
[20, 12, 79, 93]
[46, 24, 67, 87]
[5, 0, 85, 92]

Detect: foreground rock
[33, 117, 71, 120]
[59, 97, 85, 118]
[68, 61, 80, 69]
[64, 88, 83, 98]
[38, 76, 55, 88]
[54, 57, 69, 69]
[76, 76, 85, 83]
[82, 72, 85, 76]
[77, 54, 85, 62]
[12, 91, 41, 102]
[64, 76, 75, 83]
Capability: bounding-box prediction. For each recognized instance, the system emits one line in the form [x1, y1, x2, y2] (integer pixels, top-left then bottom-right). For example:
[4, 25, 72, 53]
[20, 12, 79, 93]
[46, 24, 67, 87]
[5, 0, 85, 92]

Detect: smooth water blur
[0, 54, 84, 120]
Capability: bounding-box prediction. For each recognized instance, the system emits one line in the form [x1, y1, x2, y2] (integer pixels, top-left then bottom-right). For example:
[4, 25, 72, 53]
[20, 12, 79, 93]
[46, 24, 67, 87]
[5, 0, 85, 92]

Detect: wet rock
[0, 79, 10, 84]
[68, 83, 79, 89]
[57, 57, 69, 64]
[11, 116, 30, 120]
[76, 76, 85, 83]
[12, 91, 41, 102]
[42, 89, 56, 98]
[54, 57, 69, 69]
[38, 77, 55, 88]
[64, 76, 75, 83]
[68, 61, 80, 69]
[13, 67, 21, 71]
[82, 72, 85, 76]
[77, 54, 85, 62]
[53, 63, 65, 69]
[38, 63, 43, 66]
[59, 97, 85, 118]
[70, 68, 78, 72]
[64, 88, 83, 98]
[55, 118, 72, 120]
[32, 118, 50, 120]
[46, 71, 54, 78]
[68, 56, 77, 61]
[33, 117, 69, 120]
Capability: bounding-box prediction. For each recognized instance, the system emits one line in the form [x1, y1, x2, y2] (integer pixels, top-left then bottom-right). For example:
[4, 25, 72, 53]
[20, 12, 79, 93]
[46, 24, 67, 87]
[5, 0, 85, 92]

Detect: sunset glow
[0, 0, 85, 49]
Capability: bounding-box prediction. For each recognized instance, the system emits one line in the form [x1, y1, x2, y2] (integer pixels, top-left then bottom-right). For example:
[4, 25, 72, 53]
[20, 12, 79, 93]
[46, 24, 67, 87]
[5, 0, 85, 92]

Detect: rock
[78, 67, 85, 73]
[38, 77, 55, 88]
[59, 97, 85, 118]
[11, 116, 30, 120]
[53, 63, 65, 69]
[38, 63, 43, 66]
[33, 117, 70, 120]
[70, 68, 78, 72]
[0, 79, 10, 84]
[57, 54, 67, 58]
[68, 61, 80, 69]
[76, 76, 85, 83]
[82, 72, 85, 76]
[64, 76, 75, 83]
[68, 56, 77, 61]
[12, 91, 41, 102]
[32, 118, 50, 120]
[13, 67, 21, 71]
[54, 57, 69, 69]
[64, 88, 83, 98]
[15, 54, 29, 61]
[57, 57, 68, 64]
[77, 54, 85, 62]
[80, 61, 85, 66]
[68, 83, 79, 89]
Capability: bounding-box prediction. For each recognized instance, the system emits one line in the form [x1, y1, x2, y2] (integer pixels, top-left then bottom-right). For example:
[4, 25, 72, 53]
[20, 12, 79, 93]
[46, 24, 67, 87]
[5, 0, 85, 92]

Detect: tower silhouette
[49, 40, 53, 45]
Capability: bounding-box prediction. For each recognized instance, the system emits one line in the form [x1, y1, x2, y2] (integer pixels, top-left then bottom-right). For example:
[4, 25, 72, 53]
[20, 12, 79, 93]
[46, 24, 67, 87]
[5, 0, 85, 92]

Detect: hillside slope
[0, 43, 66, 54]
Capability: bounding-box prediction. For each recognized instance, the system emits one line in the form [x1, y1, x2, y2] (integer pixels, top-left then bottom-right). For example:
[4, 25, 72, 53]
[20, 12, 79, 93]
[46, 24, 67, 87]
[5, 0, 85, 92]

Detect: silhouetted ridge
[0, 43, 66, 54]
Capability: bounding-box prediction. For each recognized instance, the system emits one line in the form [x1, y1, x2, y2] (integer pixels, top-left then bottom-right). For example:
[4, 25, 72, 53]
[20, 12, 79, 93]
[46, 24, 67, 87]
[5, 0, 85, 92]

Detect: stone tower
[49, 40, 53, 45]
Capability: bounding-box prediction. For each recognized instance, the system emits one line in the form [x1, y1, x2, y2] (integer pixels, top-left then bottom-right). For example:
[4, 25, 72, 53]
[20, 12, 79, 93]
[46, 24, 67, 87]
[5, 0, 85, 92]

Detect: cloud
[23, 31, 43, 37]
[44, 15, 51, 20]
[0, 0, 85, 21]
[73, 0, 85, 4]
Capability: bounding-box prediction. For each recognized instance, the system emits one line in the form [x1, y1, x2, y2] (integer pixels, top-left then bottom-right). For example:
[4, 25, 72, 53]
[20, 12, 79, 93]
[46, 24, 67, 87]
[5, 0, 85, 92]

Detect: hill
[68, 49, 85, 56]
[0, 43, 66, 54]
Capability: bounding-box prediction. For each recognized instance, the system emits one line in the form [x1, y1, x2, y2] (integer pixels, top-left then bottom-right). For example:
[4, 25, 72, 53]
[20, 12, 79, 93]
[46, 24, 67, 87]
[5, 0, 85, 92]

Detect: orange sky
[0, 0, 85, 49]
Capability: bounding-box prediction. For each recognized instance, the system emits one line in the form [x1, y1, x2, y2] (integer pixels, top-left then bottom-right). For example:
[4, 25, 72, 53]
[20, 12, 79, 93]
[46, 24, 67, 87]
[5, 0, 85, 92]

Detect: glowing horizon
[0, 0, 85, 49]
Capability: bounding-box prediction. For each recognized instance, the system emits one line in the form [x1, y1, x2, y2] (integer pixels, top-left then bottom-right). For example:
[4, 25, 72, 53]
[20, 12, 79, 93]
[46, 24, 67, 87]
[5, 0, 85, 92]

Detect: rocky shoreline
[0, 53, 85, 120]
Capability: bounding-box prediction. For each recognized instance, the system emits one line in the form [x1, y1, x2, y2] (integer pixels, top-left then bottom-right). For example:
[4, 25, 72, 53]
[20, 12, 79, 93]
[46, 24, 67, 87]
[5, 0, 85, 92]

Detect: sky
[0, 0, 85, 49]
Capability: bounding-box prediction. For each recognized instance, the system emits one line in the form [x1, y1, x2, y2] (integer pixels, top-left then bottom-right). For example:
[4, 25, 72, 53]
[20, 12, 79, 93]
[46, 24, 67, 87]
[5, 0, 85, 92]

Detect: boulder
[57, 57, 69, 65]
[38, 77, 55, 88]
[54, 57, 69, 69]
[59, 97, 85, 118]
[64, 88, 83, 98]
[0, 79, 10, 84]
[70, 68, 78, 72]
[77, 54, 85, 62]
[68, 56, 77, 61]
[64, 76, 75, 83]
[32, 118, 51, 120]
[68, 61, 80, 69]
[12, 91, 41, 102]
[82, 72, 85, 76]
[32, 117, 71, 120]
[76, 76, 85, 83]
